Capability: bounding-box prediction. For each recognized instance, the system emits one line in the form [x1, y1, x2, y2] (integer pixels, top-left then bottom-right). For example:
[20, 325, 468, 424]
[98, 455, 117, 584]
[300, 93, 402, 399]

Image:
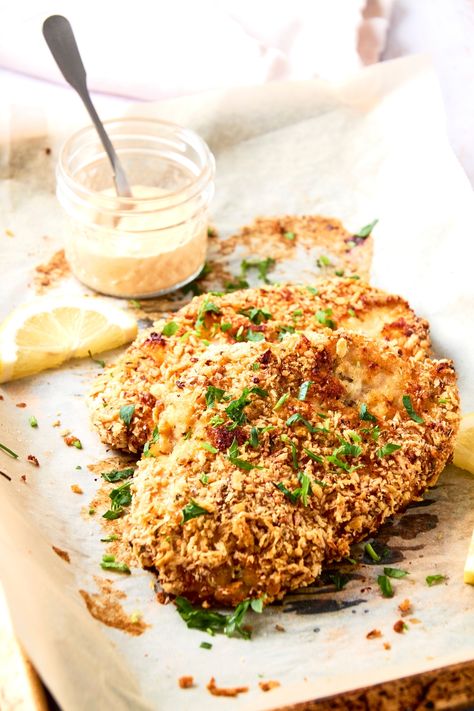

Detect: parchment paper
[0, 56, 473, 711]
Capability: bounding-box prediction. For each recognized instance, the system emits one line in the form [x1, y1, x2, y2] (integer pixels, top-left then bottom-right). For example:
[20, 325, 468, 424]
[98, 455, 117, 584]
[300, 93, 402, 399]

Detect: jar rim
[57, 116, 215, 213]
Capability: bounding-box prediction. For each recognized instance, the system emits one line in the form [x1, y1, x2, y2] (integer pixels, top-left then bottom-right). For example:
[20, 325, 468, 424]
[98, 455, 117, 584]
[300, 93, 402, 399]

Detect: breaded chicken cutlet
[89, 278, 430, 453]
[126, 331, 459, 606]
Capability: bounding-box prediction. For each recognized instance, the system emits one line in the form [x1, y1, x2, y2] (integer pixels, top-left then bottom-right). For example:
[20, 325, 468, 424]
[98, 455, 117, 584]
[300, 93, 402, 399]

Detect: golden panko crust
[89, 278, 431, 453]
[126, 331, 458, 606]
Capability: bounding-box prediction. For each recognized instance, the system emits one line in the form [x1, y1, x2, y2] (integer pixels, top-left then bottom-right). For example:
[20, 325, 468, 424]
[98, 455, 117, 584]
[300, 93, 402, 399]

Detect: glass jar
[56, 118, 215, 298]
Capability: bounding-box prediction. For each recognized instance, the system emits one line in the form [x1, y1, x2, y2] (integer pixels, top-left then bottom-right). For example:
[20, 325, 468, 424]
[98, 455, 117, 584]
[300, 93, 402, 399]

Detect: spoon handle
[43, 15, 132, 198]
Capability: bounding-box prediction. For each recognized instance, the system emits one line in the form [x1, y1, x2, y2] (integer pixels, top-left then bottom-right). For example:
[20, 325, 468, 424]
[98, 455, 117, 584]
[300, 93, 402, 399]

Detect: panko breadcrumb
[89, 278, 430, 453]
[126, 330, 458, 605]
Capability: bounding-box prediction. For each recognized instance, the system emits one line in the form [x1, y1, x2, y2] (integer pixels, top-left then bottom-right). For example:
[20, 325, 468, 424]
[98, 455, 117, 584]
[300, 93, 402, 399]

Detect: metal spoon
[43, 15, 132, 198]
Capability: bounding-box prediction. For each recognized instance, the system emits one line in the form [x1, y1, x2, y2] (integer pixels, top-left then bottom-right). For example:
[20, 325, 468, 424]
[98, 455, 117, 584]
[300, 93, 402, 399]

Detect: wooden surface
[0, 583, 48, 711]
[277, 660, 474, 711]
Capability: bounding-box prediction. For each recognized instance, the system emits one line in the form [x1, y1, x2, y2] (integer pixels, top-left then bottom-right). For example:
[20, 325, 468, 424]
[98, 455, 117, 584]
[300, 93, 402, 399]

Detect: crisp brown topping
[71, 484, 83, 495]
[398, 598, 412, 616]
[366, 629, 382, 639]
[15, 402, 27, 408]
[52, 546, 70, 563]
[259, 680, 281, 692]
[178, 676, 194, 689]
[275, 624, 285, 632]
[207, 677, 248, 697]
[393, 620, 407, 634]
[383, 642, 391, 650]
[34, 249, 70, 293]
[79, 577, 148, 636]
[27, 455, 39, 467]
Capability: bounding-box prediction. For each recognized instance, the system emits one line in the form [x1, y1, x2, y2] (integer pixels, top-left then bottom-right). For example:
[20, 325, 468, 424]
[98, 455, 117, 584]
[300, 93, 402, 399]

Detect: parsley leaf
[359, 403, 377, 422]
[238, 307, 272, 324]
[355, 219, 378, 238]
[200, 641, 212, 649]
[224, 276, 249, 292]
[88, 350, 105, 367]
[162, 321, 179, 337]
[298, 380, 314, 401]
[286, 412, 317, 433]
[205, 385, 226, 408]
[103, 482, 132, 520]
[29, 416, 38, 428]
[119, 404, 135, 427]
[280, 434, 298, 470]
[316, 308, 336, 329]
[175, 596, 263, 639]
[365, 542, 381, 562]
[376, 443, 401, 458]
[201, 442, 218, 454]
[225, 387, 268, 425]
[277, 325, 296, 341]
[306, 286, 318, 295]
[402, 395, 424, 424]
[317, 255, 332, 268]
[426, 574, 446, 586]
[384, 567, 408, 579]
[303, 447, 323, 463]
[246, 330, 265, 342]
[241, 257, 276, 284]
[101, 467, 135, 482]
[0, 442, 19, 459]
[195, 300, 221, 331]
[227, 437, 261, 471]
[143, 426, 160, 458]
[249, 427, 259, 448]
[283, 231, 295, 240]
[377, 574, 394, 598]
[181, 500, 211, 524]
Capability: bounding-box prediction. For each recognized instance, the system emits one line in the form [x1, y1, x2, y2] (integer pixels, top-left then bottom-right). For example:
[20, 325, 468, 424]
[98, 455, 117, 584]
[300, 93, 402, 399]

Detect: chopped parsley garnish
[195, 300, 221, 331]
[227, 438, 262, 471]
[88, 350, 105, 367]
[143, 426, 160, 457]
[273, 471, 313, 506]
[225, 387, 267, 425]
[209, 414, 225, 426]
[402, 395, 424, 424]
[355, 219, 378, 238]
[162, 321, 179, 337]
[29, 416, 38, 428]
[328, 572, 349, 590]
[345, 430, 361, 442]
[280, 434, 298, 470]
[361, 425, 380, 441]
[292, 309, 303, 320]
[100, 555, 131, 574]
[277, 325, 296, 341]
[377, 574, 394, 598]
[101, 466, 135, 482]
[103, 481, 132, 520]
[359, 403, 377, 422]
[201, 442, 218, 454]
[303, 447, 323, 464]
[348, 308, 356, 317]
[241, 257, 276, 284]
[298, 380, 314, 401]
[249, 427, 259, 448]
[220, 322, 232, 332]
[335, 269, 344, 277]
[365, 542, 381, 562]
[286, 412, 318, 433]
[283, 231, 295, 240]
[317, 255, 332, 267]
[239, 307, 272, 324]
[316, 308, 336, 329]
[384, 567, 408, 579]
[205, 385, 226, 408]
[273, 481, 299, 504]
[72, 439, 82, 449]
[251, 362, 260, 371]
[129, 299, 141, 309]
[100, 534, 119, 542]
[438, 397, 448, 404]
[175, 595, 263, 639]
[426, 574, 446, 586]
[376, 443, 401, 458]
[181, 500, 211, 524]
[200, 641, 213, 649]
[119, 404, 135, 427]
[246, 330, 265, 342]
[224, 276, 249, 292]
[0, 442, 19, 459]
[306, 286, 318, 295]
[200, 474, 209, 485]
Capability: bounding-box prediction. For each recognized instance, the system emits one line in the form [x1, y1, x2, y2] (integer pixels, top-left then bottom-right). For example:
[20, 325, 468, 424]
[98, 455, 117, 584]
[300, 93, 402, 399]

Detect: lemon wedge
[0, 298, 137, 383]
[453, 412, 474, 475]
[464, 529, 474, 584]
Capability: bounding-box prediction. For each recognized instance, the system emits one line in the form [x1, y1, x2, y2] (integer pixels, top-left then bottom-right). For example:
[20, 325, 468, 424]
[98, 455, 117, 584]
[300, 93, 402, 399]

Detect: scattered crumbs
[5, 229, 14, 237]
[383, 642, 391, 651]
[52, 546, 70, 563]
[156, 591, 171, 605]
[259, 681, 280, 692]
[79, 577, 148, 635]
[60, 428, 71, 437]
[275, 624, 285, 632]
[409, 618, 421, 625]
[15, 402, 27, 408]
[393, 620, 408, 634]
[0, 395, 3, 400]
[207, 678, 249, 697]
[34, 249, 71, 293]
[129, 611, 142, 624]
[0, 471, 12, 482]
[178, 676, 195, 689]
[20, 475, 27, 483]
[366, 629, 382, 640]
[71, 484, 83, 495]
[45, 147, 51, 155]
[27, 455, 39, 467]
[52, 420, 61, 427]
[398, 598, 412, 616]
[64, 435, 82, 449]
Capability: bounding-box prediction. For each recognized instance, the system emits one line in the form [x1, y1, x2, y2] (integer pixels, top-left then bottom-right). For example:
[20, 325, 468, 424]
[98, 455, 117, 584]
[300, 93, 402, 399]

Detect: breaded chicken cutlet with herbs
[89, 278, 430, 453]
[126, 330, 459, 606]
